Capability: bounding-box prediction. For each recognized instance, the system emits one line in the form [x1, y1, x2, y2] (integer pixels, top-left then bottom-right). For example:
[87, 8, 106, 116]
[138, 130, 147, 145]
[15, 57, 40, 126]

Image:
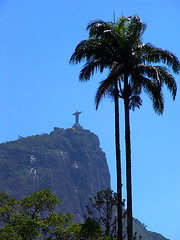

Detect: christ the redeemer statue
[73, 110, 82, 125]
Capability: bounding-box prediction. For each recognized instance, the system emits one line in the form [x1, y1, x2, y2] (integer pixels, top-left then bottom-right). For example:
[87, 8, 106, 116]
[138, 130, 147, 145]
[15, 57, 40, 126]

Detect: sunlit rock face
[0, 127, 110, 221]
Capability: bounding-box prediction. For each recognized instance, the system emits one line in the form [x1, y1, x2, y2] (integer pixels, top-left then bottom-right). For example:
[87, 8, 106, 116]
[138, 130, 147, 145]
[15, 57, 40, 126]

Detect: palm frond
[95, 82, 114, 110]
[69, 39, 100, 64]
[135, 64, 163, 83]
[139, 75, 164, 114]
[70, 36, 122, 65]
[87, 19, 129, 61]
[79, 58, 110, 81]
[87, 20, 113, 38]
[95, 72, 120, 109]
[143, 43, 180, 74]
[129, 74, 142, 96]
[129, 95, 142, 111]
[125, 15, 146, 48]
[154, 66, 177, 100]
[134, 64, 177, 99]
[114, 16, 129, 34]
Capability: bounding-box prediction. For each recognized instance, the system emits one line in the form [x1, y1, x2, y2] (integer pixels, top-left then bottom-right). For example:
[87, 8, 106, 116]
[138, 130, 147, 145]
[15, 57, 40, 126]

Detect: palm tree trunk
[114, 82, 123, 240]
[124, 75, 133, 240]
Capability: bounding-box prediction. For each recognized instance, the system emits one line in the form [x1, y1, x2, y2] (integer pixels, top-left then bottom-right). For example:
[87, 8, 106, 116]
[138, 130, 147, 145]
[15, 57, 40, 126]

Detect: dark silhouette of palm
[70, 15, 180, 240]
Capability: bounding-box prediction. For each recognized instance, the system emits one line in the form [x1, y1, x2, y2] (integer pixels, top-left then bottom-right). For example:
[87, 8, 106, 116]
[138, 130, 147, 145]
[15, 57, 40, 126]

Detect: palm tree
[95, 16, 180, 240]
[70, 15, 180, 240]
[70, 19, 124, 240]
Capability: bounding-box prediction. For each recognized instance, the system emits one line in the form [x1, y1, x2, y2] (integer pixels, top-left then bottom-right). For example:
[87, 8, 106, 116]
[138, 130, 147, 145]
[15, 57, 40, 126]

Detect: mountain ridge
[0, 126, 169, 239]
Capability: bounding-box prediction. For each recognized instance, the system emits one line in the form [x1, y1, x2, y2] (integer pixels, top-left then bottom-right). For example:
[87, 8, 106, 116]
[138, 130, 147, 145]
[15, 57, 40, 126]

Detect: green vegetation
[70, 15, 180, 240]
[78, 217, 103, 239]
[85, 188, 125, 239]
[0, 127, 110, 222]
[1, 128, 99, 156]
[0, 189, 78, 239]
[0, 189, 115, 239]
[0, 189, 167, 240]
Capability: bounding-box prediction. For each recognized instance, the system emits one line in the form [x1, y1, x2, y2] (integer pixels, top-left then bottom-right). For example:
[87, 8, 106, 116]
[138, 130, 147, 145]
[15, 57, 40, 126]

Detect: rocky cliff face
[0, 126, 110, 221]
[0, 126, 169, 240]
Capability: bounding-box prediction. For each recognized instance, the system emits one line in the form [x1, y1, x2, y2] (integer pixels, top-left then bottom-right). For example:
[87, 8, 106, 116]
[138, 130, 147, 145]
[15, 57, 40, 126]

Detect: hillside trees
[85, 188, 126, 239]
[0, 189, 123, 240]
[0, 189, 78, 239]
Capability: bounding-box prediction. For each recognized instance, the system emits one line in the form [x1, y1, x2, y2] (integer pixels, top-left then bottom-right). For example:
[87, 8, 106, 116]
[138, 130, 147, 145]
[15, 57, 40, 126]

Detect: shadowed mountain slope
[0, 126, 110, 221]
[0, 126, 168, 239]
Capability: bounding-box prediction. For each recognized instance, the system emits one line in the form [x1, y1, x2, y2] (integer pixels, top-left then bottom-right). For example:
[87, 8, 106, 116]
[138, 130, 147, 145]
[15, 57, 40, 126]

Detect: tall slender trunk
[114, 82, 123, 240]
[124, 75, 133, 240]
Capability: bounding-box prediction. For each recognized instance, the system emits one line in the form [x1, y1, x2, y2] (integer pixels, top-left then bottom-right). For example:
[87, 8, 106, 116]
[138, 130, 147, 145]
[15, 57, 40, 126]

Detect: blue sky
[1, 0, 180, 239]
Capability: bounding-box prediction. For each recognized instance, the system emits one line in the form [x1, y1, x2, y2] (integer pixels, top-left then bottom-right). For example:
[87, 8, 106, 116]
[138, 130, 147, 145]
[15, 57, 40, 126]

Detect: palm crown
[70, 15, 180, 113]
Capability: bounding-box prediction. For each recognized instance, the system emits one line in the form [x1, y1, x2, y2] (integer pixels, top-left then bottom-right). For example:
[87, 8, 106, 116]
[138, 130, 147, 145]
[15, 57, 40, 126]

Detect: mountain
[0, 126, 110, 222]
[133, 218, 169, 240]
[0, 125, 169, 239]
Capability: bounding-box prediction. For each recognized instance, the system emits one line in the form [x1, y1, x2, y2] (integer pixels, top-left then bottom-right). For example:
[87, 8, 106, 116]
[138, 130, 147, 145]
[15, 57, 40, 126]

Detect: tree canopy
[0, 189, 77, 240]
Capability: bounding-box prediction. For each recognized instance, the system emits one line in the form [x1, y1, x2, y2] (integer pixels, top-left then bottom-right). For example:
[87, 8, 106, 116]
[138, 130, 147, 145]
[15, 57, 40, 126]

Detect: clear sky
[1, 0, 180, 239]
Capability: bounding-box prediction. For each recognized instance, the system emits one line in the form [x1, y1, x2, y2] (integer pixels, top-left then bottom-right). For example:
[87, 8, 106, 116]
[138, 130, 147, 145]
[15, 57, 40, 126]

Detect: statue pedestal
[73, 123, 83, 130]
